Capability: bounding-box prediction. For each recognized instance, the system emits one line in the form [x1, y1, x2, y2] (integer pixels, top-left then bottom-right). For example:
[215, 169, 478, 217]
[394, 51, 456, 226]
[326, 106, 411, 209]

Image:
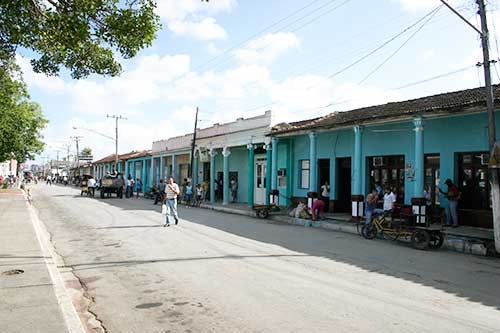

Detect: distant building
[0, 159, 17, 177]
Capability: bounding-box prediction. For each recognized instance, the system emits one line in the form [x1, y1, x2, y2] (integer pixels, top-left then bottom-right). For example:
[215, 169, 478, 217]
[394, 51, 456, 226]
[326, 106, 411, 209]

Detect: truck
[100, 174, 124, 199]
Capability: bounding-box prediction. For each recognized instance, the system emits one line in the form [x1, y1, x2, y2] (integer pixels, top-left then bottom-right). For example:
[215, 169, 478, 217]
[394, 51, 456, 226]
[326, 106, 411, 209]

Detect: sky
[19, 0, 500, 164]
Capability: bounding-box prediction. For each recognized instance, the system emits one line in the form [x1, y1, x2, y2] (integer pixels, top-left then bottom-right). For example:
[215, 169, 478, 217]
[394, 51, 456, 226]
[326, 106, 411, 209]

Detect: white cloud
[156, 0, 235, 41]
[16, 55, 67, 93]
[233, 32, 300, 65]
[394, 0, 446, 12]
[168, 17, 228, 40]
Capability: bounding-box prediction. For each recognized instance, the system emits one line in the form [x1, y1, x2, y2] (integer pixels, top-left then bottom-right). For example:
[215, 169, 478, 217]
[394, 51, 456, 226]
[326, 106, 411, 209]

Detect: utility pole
[107, 114, 127, 171]
[441, 0, 500, 253]
[190, 107, 199, 178]
[71, 136, 83, 168]
[56, 150, 59, 176]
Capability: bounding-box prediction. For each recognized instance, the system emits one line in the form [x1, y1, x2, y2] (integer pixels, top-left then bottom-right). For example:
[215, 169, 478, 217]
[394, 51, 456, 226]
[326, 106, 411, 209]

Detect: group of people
[364, 179, 460, 228]
[125, 176, 142, 198]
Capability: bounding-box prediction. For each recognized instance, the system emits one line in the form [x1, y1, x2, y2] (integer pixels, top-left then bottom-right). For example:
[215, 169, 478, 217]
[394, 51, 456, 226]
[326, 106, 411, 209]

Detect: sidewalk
[0, 191, 75, 332]
[200, 201, 498, 257]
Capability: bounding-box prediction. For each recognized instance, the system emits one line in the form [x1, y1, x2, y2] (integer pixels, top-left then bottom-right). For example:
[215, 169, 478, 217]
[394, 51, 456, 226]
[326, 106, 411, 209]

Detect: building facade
[269, 85, 500, 229]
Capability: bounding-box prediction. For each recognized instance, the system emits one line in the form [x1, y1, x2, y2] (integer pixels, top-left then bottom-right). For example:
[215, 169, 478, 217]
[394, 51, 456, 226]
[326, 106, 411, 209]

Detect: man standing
[154, 178, 165, 205]
[440, 179, 460, 228]
[87, 176, 96, 197]
[163, 177, 180, 227]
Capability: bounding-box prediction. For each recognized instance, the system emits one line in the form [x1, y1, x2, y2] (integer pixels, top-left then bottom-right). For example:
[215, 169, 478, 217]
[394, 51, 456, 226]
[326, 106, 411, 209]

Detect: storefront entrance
[457, 151, 492, 228]
[255, 155, 267, 205]
[368, 155, 405, 203]
[335, 157, 351, 213]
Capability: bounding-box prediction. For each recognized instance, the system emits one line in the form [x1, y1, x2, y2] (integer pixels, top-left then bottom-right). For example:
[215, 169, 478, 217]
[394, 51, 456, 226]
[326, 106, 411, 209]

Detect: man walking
[440, 179, 460, 228]
[163, 177, 180, 227]
[154, 178, 166, 205]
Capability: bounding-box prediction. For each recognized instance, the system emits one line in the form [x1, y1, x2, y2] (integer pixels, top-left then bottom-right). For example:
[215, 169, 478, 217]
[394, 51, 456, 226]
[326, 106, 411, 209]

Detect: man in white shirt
[383, 187, 396, 212]
[87, 177, 96, 197]
[163, 177, 180, 227]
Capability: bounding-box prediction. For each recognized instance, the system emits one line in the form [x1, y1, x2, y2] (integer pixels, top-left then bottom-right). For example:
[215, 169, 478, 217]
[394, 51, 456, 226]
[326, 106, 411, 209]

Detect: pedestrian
[382, 187, 396, 213]
[214, 179, 219, 201]
[163, 177, 180, 227]
[135, 178, 142, 198]
[320, 181, 330, 212]
[439, 179, 460, 228]
[185, 181, 193, 207]
[154, 178, 166, 205]
[87, 176, 96, 197]
[311, 199, 325, 221]
[196, 184, 203, 207]
[126, 176, 132, 198]
[230, 177, 238, 203]
[365, 189, 383, 225]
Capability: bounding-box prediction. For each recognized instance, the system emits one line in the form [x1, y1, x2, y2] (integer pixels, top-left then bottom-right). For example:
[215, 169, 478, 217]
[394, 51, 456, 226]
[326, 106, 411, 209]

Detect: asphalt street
[31, 184, 500, 332]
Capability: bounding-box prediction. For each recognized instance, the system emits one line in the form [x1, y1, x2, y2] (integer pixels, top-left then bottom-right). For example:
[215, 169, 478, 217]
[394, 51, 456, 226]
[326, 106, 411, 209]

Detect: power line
[392, 65, 475, 90]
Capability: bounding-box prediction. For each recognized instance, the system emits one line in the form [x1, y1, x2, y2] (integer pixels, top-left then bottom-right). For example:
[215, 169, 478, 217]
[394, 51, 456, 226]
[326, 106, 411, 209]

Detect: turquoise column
[149, 156, 154, 188]
[172, 154, 177, 181]
[156, 157, 160, 182]
[193, 151, 199, 185]
[247, 144, 255, 207]
[210, 149, 217, 204]
[271, 137, 279, 190]
[124, 161, 128, 178]
[265, 144, 272, 205]
[330, 153, 336, 200]
[142, 159, 147, 192]
[159, 156, 163, 180]
[414, 117, 424, 197]
[353, 126, 363, 195]
[222, 147, 230, 205]
[309, 131, 317, 193]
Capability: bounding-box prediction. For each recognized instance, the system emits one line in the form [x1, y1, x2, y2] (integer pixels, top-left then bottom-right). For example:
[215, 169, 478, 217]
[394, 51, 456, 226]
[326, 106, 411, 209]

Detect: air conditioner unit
[277, 168, 286, 176]
[373, 157, 383, 167]
[480, 153, 490, 166]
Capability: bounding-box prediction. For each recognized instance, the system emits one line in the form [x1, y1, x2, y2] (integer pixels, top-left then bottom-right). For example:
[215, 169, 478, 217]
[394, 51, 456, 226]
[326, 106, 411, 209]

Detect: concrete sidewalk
[200, 202, 499, 257]
[0, 191, 79, 333]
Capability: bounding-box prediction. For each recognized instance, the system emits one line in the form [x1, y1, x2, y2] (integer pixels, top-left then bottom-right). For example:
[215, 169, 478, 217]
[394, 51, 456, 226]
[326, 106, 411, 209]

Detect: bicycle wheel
[411, 229, 430, 250]
[428, 232, 444, 249]
[361, 224, 377, 239]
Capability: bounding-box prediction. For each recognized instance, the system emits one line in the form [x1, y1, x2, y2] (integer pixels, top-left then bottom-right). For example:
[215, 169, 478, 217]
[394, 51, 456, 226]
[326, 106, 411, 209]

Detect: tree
[0, 59, 48, 163]
[81, 147, 92, 156]
[0, 0, 161, 79]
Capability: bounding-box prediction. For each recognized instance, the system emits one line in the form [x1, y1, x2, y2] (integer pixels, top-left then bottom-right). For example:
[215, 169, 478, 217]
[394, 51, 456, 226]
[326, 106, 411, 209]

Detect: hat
[445, 179, 452, 185]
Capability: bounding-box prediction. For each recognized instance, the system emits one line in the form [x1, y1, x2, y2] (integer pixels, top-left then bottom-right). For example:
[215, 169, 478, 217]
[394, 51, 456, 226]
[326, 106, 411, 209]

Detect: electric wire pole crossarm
[440, 0, 500, 253]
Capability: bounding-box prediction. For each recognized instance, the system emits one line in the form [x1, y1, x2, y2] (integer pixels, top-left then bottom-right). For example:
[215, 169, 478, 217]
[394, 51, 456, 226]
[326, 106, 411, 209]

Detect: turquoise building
[269, 85, 500, 229]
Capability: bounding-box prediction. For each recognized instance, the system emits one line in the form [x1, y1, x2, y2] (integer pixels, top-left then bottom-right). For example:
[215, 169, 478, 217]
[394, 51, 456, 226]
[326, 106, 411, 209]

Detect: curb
[199, 204, 498, 257]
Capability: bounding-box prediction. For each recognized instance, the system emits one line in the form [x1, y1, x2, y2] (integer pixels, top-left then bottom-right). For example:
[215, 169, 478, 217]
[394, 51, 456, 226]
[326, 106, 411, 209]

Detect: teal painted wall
[276, 140, 291, 205]
[211, 146, 249, 203]
[284, 111, 500, 206]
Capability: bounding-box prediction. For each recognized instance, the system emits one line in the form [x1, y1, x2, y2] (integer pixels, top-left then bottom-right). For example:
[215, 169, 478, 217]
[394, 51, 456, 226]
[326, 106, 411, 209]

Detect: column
[172, 154, 177, 181]
[353, 126, 363, 195]
[265, 143, 272, 205]
[247, 144, 255, 208]
[414, 117, 424, 197]
[222, 147, 230, 205]
[193, 151, 199, 185]
[124, 160, 128, 178]
[210, 149, 217, 204]
[150, 156, 154, 188]
[156, 158, 160, 182]
[271, 137, 279, 191]
[142, 159, 147, 192]
[309, 131, 317, 193]
[159, 156, 164, 180]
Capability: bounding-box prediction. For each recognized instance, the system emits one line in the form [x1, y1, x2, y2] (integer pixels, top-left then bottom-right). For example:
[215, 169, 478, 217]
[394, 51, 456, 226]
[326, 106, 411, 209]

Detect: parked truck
[100, 174, 124, 199]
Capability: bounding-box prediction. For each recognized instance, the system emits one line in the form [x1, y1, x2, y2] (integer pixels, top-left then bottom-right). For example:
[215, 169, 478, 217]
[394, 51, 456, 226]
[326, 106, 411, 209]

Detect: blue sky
[19, 0, 500, 163]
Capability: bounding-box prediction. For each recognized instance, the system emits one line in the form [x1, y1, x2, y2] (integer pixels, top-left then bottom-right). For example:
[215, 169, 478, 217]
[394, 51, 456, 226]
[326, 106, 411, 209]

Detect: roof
[271, 84, 500, 136]
[93, 150, 151, 164]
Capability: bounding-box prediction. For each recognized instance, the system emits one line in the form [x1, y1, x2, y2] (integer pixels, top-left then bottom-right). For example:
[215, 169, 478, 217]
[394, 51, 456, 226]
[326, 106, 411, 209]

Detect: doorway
[318, 159, 330, 211]
[254, 155, 267, 205]
[336, 157, 351, 213]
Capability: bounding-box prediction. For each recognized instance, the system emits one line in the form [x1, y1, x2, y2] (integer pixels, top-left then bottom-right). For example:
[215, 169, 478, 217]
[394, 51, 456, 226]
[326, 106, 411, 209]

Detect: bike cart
[253, 203, 276, 219]
[361, 199, 445, 251]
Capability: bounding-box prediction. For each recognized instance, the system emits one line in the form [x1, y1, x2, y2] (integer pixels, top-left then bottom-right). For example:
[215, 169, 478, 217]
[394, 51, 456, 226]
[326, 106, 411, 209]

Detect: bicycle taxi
[359, 201, 445, 250]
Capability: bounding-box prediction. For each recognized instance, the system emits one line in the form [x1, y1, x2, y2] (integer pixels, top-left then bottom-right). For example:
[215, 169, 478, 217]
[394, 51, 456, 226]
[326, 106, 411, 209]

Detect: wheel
[256, 209, 269, 219]
[100, 190, 105, 199]
[429, 232, 444, 249]
[411, 230, 430, 250]
[118, 188, 123, 199]
[361, 224, 377, 239]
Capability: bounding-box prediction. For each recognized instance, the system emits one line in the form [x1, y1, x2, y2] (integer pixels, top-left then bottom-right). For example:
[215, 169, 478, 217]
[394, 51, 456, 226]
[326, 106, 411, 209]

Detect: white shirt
[321, 184, 330, 197]
[88, 179, 96, 187]
[165, 183, 180, 199]
[383, 192, 396, 211]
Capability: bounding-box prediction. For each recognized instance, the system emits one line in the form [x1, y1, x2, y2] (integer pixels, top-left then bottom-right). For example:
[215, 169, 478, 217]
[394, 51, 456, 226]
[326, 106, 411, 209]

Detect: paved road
[31, 184, 500, 332]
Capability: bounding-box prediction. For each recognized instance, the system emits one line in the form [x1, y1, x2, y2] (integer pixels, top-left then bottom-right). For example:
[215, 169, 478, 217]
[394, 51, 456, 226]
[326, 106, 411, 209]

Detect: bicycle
[361, 211, 411, 241]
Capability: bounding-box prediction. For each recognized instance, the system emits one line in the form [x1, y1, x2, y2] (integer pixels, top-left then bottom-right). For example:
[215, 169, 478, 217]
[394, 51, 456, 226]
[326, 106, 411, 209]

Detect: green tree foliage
[0, 0, 161, 78]
[0, 59, 48, 163]
[81, 147, 92, 156]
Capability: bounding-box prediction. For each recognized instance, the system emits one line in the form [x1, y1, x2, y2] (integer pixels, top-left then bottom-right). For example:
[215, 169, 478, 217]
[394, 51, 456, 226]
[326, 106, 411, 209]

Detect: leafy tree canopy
[0, 59, 48, 163]
[0, 0, 161, 78]
[81, 147, 92, 156]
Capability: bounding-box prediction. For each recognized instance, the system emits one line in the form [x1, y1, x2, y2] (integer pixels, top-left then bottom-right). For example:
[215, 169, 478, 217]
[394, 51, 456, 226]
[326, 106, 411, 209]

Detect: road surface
[31, 184, 500, 332]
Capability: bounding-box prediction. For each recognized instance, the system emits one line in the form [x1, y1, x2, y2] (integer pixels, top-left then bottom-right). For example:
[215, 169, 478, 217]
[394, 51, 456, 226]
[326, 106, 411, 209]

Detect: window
[458, 152, 491, 210]
[368, 155, 405, 203]
[299, 160, 310, 189]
